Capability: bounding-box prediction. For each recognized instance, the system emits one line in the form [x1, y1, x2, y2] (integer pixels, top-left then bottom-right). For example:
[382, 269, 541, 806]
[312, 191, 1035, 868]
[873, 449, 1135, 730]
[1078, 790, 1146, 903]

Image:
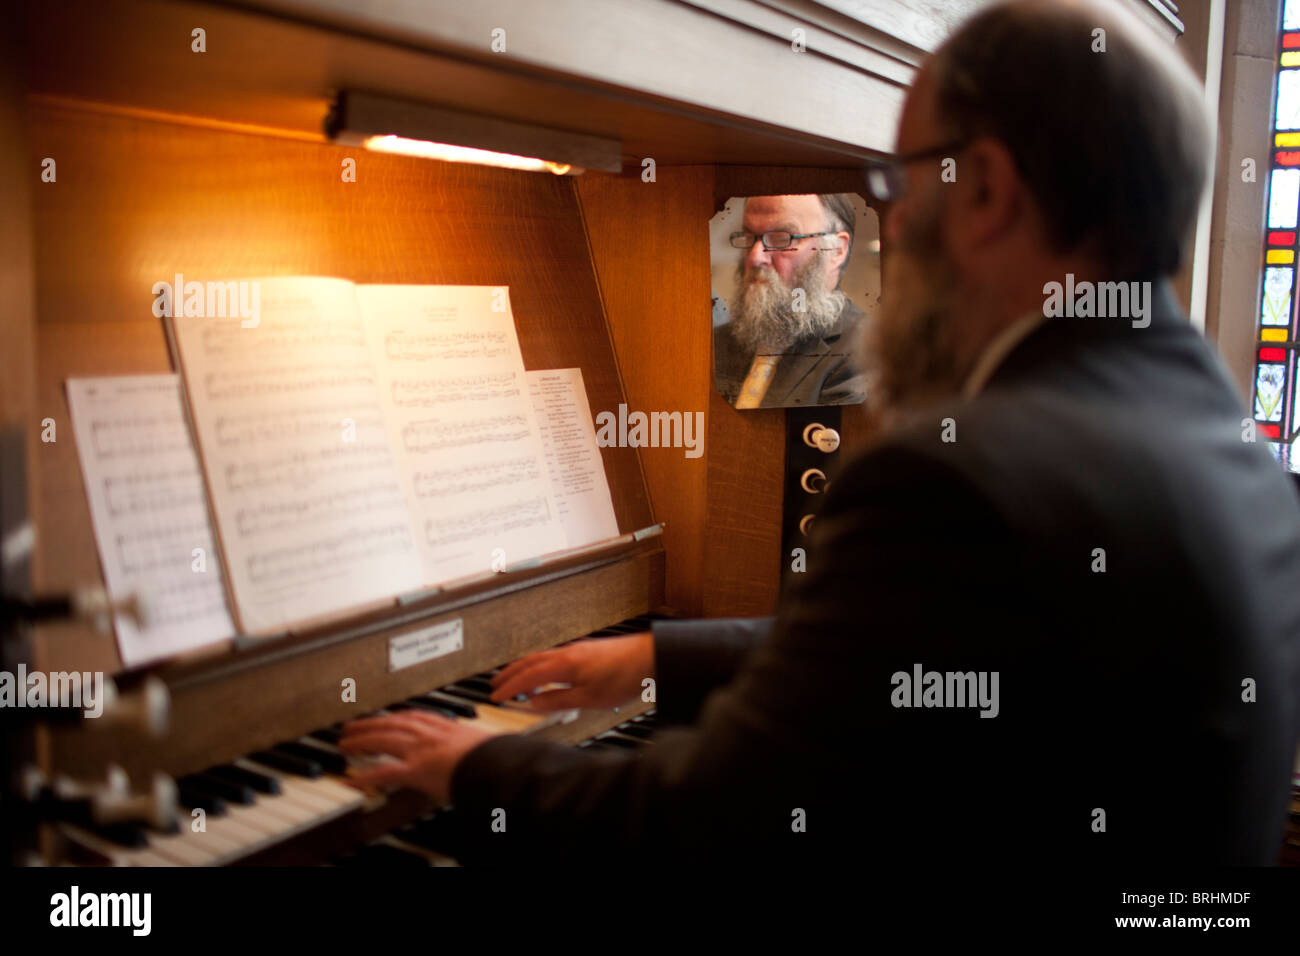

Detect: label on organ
[388, 618, 464, 672]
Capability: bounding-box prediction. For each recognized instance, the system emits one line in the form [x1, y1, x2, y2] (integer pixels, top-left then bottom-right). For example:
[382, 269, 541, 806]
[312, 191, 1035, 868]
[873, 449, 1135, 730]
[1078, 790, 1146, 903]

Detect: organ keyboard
[49, 615, 665, 867]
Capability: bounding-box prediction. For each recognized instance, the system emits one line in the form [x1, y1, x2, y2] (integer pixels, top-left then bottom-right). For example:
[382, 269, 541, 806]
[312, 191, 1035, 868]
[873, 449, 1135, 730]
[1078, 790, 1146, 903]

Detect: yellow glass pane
[1261, 328, 1289, 341]
[1267, 249, 1296, 264]
[1283, 51, 1300, 67]
[1276, 133, 1300, 147]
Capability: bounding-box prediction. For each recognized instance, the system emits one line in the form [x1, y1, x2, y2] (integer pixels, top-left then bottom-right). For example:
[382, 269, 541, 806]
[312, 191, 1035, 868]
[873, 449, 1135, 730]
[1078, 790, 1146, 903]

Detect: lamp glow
[362, 134, 574, 174]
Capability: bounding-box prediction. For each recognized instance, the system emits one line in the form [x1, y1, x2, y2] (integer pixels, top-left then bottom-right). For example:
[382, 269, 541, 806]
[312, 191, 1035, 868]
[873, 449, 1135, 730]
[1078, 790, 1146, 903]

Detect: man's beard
[729, 254, 848, 354]
[858, 193, 966, 425]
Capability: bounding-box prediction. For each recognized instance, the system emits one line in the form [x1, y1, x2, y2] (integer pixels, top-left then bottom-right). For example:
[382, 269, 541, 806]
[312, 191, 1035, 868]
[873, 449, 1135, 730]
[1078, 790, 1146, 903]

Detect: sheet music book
[526, 369, 619, 547]
[66, 375, 237, 667]
[166, 279, 572, 637]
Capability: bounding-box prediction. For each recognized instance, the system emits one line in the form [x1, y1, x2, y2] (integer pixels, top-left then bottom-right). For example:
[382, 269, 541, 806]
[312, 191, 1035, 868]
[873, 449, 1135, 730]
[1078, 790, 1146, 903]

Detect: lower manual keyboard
[57, 617, 666, 867]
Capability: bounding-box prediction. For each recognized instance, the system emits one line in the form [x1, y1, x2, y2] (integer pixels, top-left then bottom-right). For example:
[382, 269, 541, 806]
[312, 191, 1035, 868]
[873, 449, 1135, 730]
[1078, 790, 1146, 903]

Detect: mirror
[711, 193, 879, 409]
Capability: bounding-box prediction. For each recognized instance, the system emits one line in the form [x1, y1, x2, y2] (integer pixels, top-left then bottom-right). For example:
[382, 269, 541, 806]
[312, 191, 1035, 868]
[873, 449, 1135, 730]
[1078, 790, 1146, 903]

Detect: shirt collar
[961, 310, 1047, 400]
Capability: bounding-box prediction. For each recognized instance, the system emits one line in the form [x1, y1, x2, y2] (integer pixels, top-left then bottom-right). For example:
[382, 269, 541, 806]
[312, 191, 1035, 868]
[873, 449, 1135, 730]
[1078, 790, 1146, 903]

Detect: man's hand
[338, 711, 497, 805]
[489, 632, 654, 710]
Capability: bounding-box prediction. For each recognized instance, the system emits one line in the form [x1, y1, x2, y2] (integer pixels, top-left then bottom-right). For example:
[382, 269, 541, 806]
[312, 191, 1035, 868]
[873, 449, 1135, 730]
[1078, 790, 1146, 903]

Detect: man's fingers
[489, 659, 577, 702]
[338, 731, 419, 758]
[516, 686, 590, 711]
[343, 711, 455, 738]
[491, 650, 565, 690]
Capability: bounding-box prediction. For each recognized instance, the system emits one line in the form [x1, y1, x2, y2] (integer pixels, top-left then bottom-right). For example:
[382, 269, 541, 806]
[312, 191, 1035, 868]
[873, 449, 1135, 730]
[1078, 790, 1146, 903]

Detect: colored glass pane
[1279, 149, 1300, 164]
[1260, 423, 1283, 438]
[1286, 33, 1300, 48]
[1277, 132, 1300, 146]
[1261, 347, 1288, 360]
[1278, 70, 1300, 129]
[1257, 364, 1286, 421]
[1262, 328, 1289, 341]
[1268, 168, 1300, 227]
[1269, 230, 1297, 244]
[1267, 249, 1296, 263]
[1261, 266, 1293, 326]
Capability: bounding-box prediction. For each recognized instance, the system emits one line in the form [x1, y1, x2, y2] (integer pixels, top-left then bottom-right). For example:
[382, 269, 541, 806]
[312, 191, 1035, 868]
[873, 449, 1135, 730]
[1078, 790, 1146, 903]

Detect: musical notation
[67, 375, 236, 666]
[399, 415, 530, 454]
[526, 369, 620, 546]
[412, 455, 543, 499]
[383, 329, 512, 361]
[390, 372, 522, 408]
[424, 496, 554, 548]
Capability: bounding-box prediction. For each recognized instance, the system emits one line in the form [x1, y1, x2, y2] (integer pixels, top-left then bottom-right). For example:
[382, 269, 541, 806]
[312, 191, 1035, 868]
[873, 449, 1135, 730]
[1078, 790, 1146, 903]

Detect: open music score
[527, 368, 618, 546]
[156, 279, 619, 639]
[66, 375, 236, 667]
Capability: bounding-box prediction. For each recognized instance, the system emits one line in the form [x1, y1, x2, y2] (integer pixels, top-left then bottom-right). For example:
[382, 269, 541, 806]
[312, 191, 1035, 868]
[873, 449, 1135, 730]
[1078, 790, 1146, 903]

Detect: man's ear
[949, 137, 1021, 249]
[824, 231, 851, 278]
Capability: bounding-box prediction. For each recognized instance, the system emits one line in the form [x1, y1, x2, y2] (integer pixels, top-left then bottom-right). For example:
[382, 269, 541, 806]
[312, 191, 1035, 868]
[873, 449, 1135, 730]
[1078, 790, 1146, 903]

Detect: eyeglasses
[729, 230, 838, 251]
[866, 138, 970, 202]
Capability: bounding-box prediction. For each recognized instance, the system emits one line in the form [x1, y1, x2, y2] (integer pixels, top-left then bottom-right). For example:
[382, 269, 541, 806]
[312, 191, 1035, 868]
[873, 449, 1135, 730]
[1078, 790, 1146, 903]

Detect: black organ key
[250, 748, 324, 778]
[177, 782, 229, 815]
[181, 772, 256, 806]
[210, 764, 282, 795]
[422, 692, 477, 717]
[273, 741, 348, 776]
[399, 698, 461, 719]
[440, 684, 494, 705]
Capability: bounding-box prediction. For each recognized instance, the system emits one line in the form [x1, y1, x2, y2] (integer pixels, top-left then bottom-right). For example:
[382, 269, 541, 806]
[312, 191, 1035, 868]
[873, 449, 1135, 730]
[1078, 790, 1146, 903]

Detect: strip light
[325, 90, 622, 175]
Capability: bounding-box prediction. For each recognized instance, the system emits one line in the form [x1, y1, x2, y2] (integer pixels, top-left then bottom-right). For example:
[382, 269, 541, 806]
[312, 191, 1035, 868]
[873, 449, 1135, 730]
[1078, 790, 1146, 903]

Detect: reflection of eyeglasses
[866, 138, 970, 202]
[729, 230, 838, 251]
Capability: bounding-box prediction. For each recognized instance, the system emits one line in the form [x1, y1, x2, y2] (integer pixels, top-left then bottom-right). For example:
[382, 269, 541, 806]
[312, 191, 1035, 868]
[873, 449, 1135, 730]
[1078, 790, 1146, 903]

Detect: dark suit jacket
[713, 298, 867, 407]
[451, 281, 1300, 866]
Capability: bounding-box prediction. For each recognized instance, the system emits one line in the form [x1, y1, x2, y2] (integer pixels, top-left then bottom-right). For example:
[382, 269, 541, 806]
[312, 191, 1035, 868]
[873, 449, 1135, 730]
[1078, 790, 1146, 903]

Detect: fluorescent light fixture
[325, 90, 622, 174]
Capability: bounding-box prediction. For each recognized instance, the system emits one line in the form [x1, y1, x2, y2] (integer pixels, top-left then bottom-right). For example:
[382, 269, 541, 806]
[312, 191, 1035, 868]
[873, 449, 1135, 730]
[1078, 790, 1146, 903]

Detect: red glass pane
[1276, 150, 1300, 165]
[1259, 423, 1282, 438]
[1260, 347, 1287, 361]
[1269, 230, 1297, 245]
[1285, 33, 1300, 48]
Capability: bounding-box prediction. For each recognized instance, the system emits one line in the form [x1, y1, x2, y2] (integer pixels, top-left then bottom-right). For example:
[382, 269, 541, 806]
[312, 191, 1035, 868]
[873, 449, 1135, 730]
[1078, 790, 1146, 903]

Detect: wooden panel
[576, 168, 714, 617]
[48, 547, 664, 780]
[28, 100, 654, 675]
[25, 0, 902, 170]
[0, 30, 37, 528]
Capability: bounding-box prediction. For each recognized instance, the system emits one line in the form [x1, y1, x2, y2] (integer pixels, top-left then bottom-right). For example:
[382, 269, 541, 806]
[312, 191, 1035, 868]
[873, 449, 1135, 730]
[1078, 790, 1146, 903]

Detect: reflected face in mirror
[712, 193, 877, 410]
[730, 195, 849, 355]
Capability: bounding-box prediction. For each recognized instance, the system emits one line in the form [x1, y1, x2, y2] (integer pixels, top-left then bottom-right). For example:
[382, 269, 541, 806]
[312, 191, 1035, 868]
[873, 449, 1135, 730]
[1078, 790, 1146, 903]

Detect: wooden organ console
[0, 0, 1186, 868]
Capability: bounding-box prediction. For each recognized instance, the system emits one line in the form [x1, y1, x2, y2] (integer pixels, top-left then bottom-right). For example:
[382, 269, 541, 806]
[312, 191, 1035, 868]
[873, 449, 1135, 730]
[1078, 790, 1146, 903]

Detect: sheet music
[358, 285, 566, 581]
[526, 369, 619, 547]
[170, 278, 423, 635]
[66, 375, 236, 666]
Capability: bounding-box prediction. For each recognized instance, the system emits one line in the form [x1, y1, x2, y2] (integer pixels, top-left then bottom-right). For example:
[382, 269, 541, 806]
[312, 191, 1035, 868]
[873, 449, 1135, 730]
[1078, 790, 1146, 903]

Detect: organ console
[0, 0, 1190, 875]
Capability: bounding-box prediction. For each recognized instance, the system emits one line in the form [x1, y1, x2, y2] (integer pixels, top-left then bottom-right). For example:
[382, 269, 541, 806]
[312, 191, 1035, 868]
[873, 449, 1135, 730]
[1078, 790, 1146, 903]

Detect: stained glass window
[1253, 0, 1300, 456]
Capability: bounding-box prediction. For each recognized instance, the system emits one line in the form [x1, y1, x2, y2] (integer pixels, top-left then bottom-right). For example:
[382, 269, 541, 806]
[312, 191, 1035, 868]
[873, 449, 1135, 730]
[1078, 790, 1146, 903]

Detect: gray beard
[728, 258, 847, 355]
[857, 202, 965, 427]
